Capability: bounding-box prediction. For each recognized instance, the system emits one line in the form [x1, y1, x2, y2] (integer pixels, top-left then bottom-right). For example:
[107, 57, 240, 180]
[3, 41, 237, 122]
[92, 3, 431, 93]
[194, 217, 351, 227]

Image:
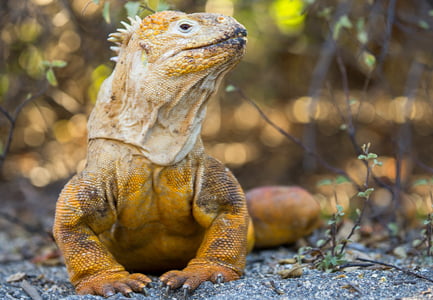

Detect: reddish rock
[246, 186, 321, 248]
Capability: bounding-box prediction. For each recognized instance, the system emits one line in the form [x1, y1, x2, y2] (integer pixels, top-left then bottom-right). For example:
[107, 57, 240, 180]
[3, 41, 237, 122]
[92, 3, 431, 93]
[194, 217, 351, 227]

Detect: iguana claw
[216, 273, 224, 284]
[182, 284, 191, 300]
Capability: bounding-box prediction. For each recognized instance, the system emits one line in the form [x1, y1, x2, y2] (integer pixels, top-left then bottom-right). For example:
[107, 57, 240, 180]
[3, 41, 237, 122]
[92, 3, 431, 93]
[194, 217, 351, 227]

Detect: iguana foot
[160, 263, 240, 291]
[76, 271, 151, 297]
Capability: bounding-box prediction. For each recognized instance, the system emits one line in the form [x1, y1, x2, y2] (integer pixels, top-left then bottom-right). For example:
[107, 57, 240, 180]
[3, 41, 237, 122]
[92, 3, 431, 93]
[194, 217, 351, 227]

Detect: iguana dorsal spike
[107, 15, 143, 52]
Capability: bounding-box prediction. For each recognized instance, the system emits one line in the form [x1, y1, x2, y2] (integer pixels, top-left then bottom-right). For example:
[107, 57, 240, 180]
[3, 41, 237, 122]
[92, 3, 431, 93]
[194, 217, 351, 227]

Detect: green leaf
[355, 208, 361, 216]
[316, 239, 326, 247]
[423, 219, 432, 225]
[41, 60, 51, 67]
[125, 1, 141, 17]
[51, 60, 67, 68]
[357, 188, 374, 198]
[412, 239, 422, 247]
[103, 1, 111, 23]
[225, 85, 237, 92]
[362, 51, 376, 71]
[413, 179, 429, 186]
[429, 10, 433, 17]
[333, 14, 352, 40]
[327, 219, 336, 225]
[46, 68, 58, 86]
[367, 153, 378, 159]
[335, 175, 350, 184]
[92, 0, 100, 4]
[339, 15, 352, 28]
[418, 20, 429, 29]
[357, 30, 368, 44]
[357, 154, 367, 160]
[349, 98, 358, 105]
[387, 222, 399, 236]
[356, 19, 368, 44]
[298, 246, 312, 254]
[317, 7, 332, 20]
[373, 159, 383, 166]
[317, 178, 333, 186]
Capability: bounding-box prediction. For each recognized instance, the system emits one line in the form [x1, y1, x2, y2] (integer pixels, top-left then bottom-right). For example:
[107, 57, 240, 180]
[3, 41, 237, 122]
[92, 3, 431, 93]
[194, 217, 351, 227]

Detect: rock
[246, 186, 321, 248]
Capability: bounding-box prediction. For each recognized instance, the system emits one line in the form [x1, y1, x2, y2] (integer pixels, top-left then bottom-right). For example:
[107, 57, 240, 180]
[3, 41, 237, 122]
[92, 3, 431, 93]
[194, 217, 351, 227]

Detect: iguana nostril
[234, 27, 247, 37]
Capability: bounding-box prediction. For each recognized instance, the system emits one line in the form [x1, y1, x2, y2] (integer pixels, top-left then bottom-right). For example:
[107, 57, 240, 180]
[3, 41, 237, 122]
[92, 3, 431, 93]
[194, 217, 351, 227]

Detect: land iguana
[53, 10, 320, 297]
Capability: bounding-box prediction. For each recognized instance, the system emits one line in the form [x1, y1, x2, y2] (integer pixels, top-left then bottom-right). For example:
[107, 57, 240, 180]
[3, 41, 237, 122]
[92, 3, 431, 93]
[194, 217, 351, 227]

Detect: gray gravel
[0, 246, 432, 300]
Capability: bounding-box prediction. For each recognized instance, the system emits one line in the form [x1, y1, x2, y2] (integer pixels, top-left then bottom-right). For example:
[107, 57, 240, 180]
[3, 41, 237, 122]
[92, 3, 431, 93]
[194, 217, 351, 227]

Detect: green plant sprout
[313, 143, 382, 272]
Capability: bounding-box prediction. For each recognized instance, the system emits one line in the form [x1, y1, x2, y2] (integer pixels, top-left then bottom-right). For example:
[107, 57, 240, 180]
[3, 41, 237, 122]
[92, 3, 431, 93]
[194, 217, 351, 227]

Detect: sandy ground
[0, 236, 432, 300]
[0, 180, 432, 299]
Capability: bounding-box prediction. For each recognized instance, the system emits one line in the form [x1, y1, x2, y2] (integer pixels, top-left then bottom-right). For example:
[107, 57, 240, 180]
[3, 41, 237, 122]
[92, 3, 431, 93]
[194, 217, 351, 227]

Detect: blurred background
[1, 0, 433, 256]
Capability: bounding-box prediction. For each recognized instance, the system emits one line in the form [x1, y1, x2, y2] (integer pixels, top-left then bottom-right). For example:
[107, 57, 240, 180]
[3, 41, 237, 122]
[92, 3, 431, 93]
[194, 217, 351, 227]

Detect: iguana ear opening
[139, 41, 151, 56]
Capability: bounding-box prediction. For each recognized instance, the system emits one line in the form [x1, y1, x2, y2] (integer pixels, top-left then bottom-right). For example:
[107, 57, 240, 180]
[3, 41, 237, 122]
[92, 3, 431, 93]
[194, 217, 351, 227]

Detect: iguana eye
[178, 22, 193, 33]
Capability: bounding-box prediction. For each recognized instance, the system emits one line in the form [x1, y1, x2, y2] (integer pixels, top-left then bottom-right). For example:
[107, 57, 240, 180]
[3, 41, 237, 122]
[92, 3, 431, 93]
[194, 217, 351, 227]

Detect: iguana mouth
[158, 27, 247, 62]
[186, 27, 248, 51]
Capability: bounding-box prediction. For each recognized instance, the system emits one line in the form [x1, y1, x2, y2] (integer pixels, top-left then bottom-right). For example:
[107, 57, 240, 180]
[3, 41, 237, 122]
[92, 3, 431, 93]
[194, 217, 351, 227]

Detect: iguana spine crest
[107, 15, 142, 61]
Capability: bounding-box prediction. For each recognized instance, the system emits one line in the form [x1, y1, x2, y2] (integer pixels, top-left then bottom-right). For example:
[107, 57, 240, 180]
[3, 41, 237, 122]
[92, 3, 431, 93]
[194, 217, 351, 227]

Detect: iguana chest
[99, 155, 205, 271]
[116, 159, 197, 230]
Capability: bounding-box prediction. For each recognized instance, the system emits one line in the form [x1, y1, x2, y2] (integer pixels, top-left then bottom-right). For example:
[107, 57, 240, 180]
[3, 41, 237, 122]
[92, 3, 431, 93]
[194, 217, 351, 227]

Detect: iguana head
[109, 11, 247, 76]
[88, 11, 247, 165]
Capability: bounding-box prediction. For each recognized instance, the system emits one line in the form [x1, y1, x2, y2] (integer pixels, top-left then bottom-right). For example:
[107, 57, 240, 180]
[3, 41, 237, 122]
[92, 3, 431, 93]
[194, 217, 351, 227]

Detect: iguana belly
[100, 222, 204, 272]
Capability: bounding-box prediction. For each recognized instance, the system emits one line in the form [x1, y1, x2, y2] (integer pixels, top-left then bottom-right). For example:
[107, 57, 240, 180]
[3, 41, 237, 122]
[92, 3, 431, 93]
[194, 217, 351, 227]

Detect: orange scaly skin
[54, 139, 251, 296]
[53, 11, 252, 297]
[53, 10, 319, 297]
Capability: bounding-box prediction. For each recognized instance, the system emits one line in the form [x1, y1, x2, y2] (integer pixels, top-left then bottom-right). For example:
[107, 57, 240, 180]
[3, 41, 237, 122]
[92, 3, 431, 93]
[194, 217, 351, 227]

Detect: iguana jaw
[179, 27, 247, 54]
[159, 24, 247, 77]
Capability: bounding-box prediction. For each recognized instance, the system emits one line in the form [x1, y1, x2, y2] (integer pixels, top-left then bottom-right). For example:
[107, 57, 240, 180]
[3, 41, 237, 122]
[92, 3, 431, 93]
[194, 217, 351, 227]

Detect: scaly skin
[53, 10, 319, 297]
[54, 139, 252, 296]
[54, 11, 252, 297]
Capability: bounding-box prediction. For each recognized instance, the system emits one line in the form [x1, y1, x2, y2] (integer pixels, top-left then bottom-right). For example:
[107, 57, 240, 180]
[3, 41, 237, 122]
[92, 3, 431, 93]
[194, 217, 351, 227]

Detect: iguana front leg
[53, 172, 151, 296]
[160, 157, 252, 292]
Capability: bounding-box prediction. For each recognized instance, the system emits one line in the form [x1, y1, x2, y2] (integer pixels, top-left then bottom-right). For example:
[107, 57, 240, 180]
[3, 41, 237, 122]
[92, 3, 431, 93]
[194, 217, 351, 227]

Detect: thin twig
[0, 82, 48, 169]
[337, 262, 375, 269]
[231, 87, 360, 187]
[356, 257, 433, 283]
[338, 198, 368, 256]
[375, 0, 396, 76]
